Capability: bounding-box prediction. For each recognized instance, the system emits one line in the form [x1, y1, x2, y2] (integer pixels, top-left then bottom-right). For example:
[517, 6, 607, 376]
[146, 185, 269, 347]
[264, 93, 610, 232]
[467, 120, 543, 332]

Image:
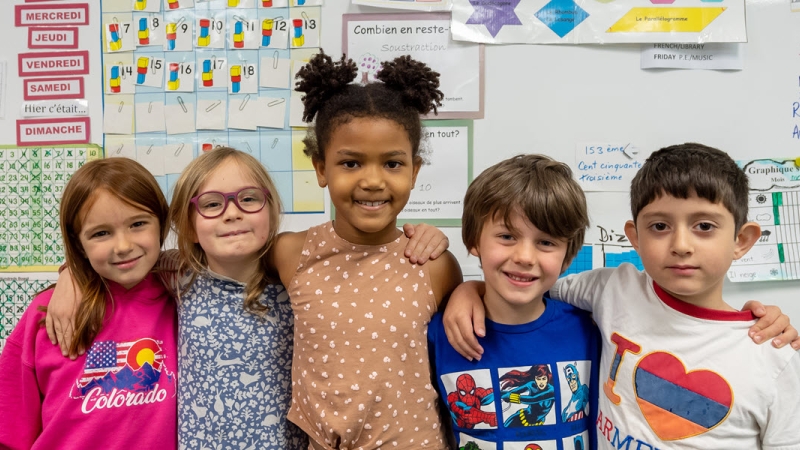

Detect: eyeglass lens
[196, 188, 266, 217]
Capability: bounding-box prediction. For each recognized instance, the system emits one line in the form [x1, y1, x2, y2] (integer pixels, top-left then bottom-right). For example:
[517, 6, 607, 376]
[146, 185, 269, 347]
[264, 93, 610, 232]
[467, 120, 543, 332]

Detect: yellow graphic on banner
[608, 7, 726, 33]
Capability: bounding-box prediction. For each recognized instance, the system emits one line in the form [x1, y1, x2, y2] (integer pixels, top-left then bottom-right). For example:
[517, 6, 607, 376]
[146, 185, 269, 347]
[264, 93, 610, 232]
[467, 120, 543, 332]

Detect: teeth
[359, 201, 386, 207]
[508, 274, 534, 282]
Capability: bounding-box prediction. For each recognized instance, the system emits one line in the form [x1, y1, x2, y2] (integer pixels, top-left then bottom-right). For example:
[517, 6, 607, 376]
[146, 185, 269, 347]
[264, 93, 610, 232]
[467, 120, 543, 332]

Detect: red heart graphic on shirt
[633, 352, 732, 441]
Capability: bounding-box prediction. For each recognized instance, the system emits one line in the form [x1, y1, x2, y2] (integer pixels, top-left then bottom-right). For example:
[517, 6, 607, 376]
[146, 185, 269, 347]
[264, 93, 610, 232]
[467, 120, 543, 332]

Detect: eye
[650, 222, 668, 232]
[90, 230, 109, 239]
[540, 240, 557, 247]
[131, 221, 147, 228]
[498, 233, 514, 241]
[386, 161, 402, 169]
[696, 222, 716, 232]
[342, 160, 359, 169]
[202, 200, 222, 209]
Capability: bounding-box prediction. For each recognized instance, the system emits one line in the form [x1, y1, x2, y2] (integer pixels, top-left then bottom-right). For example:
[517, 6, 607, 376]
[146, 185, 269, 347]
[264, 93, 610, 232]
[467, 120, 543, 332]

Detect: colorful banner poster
[451, 0, 746, 44]
[728, 158, 800, 282]
[352, 0, 452, 11]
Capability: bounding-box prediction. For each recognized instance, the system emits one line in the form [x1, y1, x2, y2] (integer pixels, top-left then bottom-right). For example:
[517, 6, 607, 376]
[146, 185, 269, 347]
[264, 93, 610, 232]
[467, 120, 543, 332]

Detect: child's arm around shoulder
[427, 250, 463, 308]
[270, 230, 308, 288]
[550, 266, 621, 313]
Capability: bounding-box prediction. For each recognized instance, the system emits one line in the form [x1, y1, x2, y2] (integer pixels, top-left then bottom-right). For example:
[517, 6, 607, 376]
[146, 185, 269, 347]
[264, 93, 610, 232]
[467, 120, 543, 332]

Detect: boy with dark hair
[428, 154, 600, 448]
[445, 144, 800, 448]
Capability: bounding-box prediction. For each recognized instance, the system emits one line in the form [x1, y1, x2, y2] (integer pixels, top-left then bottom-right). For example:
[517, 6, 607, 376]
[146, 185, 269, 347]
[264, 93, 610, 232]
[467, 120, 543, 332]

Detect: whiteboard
[316, 0, 800, 320]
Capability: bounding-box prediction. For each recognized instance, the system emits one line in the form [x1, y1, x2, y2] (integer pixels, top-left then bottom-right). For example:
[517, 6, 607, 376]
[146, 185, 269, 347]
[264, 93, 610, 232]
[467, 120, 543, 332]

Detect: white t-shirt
[551, 264, 800, 449]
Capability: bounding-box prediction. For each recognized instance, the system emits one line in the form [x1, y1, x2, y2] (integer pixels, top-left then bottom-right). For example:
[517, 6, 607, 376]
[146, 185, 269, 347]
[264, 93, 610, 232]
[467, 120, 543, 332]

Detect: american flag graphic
[80, 339, 163, 387]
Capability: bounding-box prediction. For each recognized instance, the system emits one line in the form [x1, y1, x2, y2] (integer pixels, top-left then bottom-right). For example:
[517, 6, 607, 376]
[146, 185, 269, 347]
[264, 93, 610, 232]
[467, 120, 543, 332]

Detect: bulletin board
[321, 0, 800, 316]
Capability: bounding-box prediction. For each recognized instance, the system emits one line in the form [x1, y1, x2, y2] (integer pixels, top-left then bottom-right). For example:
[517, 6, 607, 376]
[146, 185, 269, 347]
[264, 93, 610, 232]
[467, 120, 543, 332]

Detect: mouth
[355, 200, 389, 209]
[113, 256, 141, 269]
[504, 272, 538, 284]
[668, 265, 699, 275]
[220, 230, 249, 237]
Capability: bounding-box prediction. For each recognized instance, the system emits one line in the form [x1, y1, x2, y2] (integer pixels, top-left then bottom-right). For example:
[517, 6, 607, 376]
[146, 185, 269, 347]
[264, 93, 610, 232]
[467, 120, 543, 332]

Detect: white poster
[641, 43, 743, 70]
[398, 120, 472, 224]
[344, 13, 484, 119]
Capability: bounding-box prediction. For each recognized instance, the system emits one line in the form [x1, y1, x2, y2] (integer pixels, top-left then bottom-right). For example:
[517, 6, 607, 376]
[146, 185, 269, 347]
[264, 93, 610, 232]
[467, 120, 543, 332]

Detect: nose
[221, 196, 244, 221]
[358, 165, 385, 190]
[512, 242, 536, 266]
[671, 227, 693, 255]
[115, 232, 133, 255]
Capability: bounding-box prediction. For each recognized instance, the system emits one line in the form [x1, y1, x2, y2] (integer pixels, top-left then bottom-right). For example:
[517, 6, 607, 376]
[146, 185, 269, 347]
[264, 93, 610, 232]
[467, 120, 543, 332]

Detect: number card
[133, 0, 162, 13]
[105, 64, 137, 95]
[164, 17, 193, 51]
[134, 56, 166, 88]
[229, 63, 258, 94]
[196, 16, 227, 49]
[290, 8, 320, 49]
[106, 21, 136, 52]
[198, 56, 228, 89]
[260, 16, 290, 49]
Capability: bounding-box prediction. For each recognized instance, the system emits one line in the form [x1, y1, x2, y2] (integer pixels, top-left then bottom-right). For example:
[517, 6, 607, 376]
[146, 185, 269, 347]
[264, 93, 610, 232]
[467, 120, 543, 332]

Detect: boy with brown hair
[444, 143, 800, 448]
[428, 154, 600, 448]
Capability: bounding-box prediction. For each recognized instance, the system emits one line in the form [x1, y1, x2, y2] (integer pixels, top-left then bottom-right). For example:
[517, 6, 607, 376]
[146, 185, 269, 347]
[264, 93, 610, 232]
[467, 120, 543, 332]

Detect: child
[45, 149, 450, 449]
[0, 158, 178, 449]
[445, 144, 800, 447]
[427, 154, 600, 448]
[167, 147, 308, 449]
[270, 51, 464, 449]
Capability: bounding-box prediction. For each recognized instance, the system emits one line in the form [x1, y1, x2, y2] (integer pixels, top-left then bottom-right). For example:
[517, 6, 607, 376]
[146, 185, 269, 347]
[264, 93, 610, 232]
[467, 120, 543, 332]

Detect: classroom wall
[309, 0, 800, 323]
[2, 1, 797, 325]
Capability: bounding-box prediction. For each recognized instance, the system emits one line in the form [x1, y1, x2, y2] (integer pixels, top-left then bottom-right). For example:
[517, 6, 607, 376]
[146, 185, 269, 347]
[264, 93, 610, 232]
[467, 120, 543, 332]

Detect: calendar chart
[0, 145, 102, 272]
[0, 277, 56, 352]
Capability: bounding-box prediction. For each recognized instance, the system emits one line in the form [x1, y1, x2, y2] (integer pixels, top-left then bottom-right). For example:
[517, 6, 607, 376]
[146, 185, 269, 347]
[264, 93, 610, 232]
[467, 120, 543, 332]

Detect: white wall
[312, 0, 800, 322]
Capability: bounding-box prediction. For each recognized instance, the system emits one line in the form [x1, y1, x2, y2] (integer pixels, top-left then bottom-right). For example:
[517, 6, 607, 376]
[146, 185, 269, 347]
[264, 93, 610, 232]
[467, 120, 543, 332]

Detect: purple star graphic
[466, 0, 522, 38]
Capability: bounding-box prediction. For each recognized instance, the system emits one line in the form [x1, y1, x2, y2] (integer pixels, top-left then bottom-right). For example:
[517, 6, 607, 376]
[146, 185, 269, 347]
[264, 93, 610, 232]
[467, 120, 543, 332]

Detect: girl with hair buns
[269, 51, 463, 449]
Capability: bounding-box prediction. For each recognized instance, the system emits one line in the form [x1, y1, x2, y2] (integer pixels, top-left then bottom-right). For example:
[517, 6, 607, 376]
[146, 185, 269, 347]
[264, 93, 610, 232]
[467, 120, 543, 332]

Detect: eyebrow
[334, 150, 409, 158]
[640, 211, 728, 221]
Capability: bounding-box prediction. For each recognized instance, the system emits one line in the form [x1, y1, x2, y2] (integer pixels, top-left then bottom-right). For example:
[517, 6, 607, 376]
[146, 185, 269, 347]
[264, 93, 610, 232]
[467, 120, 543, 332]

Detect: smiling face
[625, 192, 760, 310]
[470, 210, 569, 325]
[313, 117, 421, 245]
[78, 190, 161, 289]
[191, 157, 272, 281]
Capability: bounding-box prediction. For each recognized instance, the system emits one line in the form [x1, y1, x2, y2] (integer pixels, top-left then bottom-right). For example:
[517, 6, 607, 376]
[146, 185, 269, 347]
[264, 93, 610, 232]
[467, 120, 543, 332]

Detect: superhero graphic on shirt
[560, 363, 590, 422]
[500, 364, 555, 427]
[447, 373, 497, 428]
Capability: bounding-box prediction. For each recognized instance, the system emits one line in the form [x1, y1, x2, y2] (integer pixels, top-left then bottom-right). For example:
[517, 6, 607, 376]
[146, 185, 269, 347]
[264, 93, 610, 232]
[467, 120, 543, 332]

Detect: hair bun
[377, 55, 444, 116]
[295, 51, 357, 122]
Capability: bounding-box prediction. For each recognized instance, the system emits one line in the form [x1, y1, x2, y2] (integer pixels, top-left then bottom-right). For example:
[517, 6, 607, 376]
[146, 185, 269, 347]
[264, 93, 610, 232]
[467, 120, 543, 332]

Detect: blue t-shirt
[428, 298, 600, 450]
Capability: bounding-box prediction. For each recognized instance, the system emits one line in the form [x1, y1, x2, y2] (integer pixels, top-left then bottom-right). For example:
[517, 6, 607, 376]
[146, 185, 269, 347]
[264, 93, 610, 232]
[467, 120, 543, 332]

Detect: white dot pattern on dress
[286, 222, 445, 449]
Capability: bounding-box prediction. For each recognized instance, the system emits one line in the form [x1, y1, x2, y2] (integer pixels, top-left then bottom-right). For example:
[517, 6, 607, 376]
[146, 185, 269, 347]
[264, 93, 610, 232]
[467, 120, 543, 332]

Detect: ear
[469, 246, 480, 258]
[312, 158, 327, 188]
[732, 221, 761, 260]
[624, 220, 640, 251]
